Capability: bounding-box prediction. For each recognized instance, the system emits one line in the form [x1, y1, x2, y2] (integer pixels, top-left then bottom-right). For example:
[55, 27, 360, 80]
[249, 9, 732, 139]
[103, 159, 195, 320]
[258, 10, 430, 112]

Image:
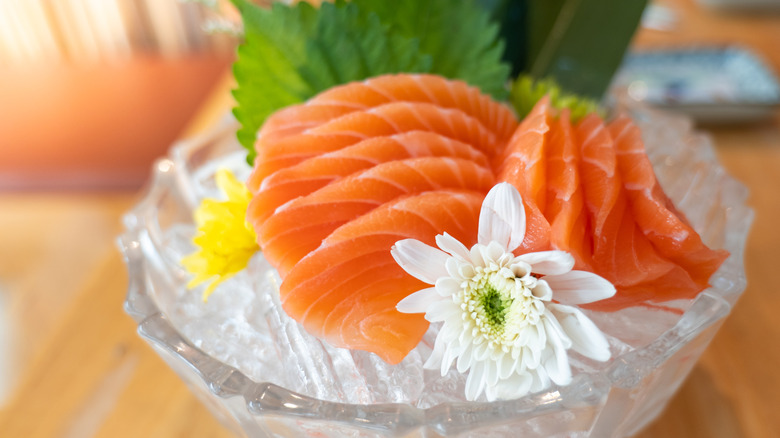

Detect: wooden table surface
[1, 0, 779, 436]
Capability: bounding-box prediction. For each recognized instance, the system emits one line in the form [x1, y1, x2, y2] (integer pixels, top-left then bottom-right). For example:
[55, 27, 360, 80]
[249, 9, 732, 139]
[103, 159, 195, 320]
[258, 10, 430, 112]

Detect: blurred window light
[0, 0, 236, 66]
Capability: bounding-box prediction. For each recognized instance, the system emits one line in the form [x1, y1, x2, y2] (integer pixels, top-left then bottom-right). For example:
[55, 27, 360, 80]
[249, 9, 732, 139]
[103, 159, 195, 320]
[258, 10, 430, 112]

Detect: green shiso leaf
[230, 0, 509, 163]
[358, 0, 510, 99]
[510, 75, 603, 123]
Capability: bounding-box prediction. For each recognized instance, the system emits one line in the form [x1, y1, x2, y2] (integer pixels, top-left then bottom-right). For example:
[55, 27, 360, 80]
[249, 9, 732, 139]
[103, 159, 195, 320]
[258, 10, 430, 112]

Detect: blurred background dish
[612, 47, 780, 123]
[696, 0, 780, 11]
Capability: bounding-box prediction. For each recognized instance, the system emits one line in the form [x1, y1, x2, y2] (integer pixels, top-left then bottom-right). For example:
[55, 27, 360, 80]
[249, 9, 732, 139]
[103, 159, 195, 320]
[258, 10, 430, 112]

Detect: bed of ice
[158, 228, 685, 407]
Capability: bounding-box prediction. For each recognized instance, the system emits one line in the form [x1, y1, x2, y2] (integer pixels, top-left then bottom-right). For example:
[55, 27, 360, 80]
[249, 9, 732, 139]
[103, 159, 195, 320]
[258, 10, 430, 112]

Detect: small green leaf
[510, 75, 603, 122]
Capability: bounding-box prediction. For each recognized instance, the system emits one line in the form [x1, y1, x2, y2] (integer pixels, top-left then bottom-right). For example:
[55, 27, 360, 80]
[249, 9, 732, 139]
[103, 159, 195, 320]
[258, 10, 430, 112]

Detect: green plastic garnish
[231, 0, 510, 163]
[510, 75, 603, 123]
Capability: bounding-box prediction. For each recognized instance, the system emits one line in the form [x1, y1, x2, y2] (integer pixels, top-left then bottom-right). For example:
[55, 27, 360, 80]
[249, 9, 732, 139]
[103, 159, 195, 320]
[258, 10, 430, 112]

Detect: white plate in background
[612, 47, 780, 123]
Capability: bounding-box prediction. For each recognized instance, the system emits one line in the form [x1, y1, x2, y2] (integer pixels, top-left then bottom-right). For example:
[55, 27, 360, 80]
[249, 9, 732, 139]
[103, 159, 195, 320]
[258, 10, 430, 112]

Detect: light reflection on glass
[539, 390, 562, 405]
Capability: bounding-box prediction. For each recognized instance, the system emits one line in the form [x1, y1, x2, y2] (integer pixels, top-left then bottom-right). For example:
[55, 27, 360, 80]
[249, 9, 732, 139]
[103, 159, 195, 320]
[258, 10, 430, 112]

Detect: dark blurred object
[479, 0, 648, 99]
[612, 47, 780, 123]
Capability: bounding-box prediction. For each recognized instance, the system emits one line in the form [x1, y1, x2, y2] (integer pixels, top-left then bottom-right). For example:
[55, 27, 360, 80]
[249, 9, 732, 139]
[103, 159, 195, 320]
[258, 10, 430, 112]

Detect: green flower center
[479, 284, 510, 329]
[456, 262, 545, 351]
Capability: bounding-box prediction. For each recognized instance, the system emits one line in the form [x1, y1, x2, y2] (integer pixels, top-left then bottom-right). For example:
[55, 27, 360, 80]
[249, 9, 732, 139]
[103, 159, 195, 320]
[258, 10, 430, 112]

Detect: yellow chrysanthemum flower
[181, 169, 259, 301]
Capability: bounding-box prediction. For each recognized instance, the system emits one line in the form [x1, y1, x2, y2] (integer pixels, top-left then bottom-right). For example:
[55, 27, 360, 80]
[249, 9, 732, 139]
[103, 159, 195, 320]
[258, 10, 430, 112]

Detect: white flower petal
[436, 233, 470, 260]
[482, 241, 507, 266]
[424, 334, 447, 371]
[474, 340, 491, 361]
[396, 288, 443, 314]
[426, 301, 460, 322]
[478, 183, 526, 251]
[458, 326, 472, 345]
[549, 303, 612, 362]
[441, 343, 458, 376]
[541, 319, 573, 386]
[523, 323, 546, 353]
[509, 260, 532, 279]
[531, 279, 553, 301]
[484, 382, 497, 402]
[543, 310, 573, 350]
[487, 371, 534, 401]
[434, 277, 461, 297]
[497, 354, 517, 380]
[465, 360, 487, 401]
[458, 263, 476, 279]
[391, 239, 450, 284]
[544, 270, 616, 304]
[529, 366, 551, 393]
[456, 342, 474, 373]
[516, 251, 574, 275]
[444, 258, 461, 279]
[440, 323, 461, 343]
[484, 358, 499, 386]
[522, 345, 541, 370]
[468, 244, 486, 267]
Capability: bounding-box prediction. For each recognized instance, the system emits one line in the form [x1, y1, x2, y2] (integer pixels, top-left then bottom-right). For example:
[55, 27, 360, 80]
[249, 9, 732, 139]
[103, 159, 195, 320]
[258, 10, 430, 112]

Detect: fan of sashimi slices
[245, 73, 729, 365]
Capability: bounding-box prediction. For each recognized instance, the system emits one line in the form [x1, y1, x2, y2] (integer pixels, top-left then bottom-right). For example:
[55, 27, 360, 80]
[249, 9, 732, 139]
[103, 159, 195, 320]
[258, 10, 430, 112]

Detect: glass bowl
[118, 106, 752, 438]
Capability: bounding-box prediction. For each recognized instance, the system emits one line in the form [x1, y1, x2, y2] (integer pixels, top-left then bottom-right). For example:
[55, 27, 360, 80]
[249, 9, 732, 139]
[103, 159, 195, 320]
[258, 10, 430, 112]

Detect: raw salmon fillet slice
[249, 132, 489, 224]
[259, 74, 518, 144]
[280, 190, 484, 364]
[255, 157, 494, 276]
[544, 109, 592, 269]
[576, 114, 628, 282]
[497, 97, 552, 253]
[576, 114, 722, 310]
[609, 116, 729, 289]
[576, 115, 676, 290]
[248, 102, 503, 189]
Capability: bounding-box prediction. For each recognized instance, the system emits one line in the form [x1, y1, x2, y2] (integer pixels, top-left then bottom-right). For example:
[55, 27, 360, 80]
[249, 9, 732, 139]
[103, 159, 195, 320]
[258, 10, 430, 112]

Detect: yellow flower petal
[182, 168, 260, 301]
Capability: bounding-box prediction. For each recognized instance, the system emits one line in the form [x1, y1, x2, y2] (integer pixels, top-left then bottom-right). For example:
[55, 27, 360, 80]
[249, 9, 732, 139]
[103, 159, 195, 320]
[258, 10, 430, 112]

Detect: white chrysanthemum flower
[391, 183, 616, 401]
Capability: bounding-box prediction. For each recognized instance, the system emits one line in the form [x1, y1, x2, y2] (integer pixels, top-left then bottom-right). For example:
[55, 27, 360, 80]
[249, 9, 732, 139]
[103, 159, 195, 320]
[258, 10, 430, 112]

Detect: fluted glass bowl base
[119, 105, 752, 438]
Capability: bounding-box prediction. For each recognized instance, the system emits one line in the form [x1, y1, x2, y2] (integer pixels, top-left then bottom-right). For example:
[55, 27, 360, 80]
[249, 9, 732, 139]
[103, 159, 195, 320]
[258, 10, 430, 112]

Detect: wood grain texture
[1, 0, 779, 436]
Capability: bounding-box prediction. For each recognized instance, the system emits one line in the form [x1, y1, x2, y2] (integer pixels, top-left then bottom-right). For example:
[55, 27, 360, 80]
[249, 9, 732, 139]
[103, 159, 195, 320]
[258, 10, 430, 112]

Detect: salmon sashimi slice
[611, 207, 677, 286]
[249, 132, 489, 225]
[576, 114, 705, 308]
[576, 113, 631, 283]
[544, 109, 592, 269]
[248, 102, 502, 188]
[255, 158, 495, 275]
[280, 190, 483, 364]
[609, 116, 729, 289]
[259, 74, 518, 143]
[497, 97, 552, 253]
[609, 205, 702, 303]
[257, 103, 363, 143]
